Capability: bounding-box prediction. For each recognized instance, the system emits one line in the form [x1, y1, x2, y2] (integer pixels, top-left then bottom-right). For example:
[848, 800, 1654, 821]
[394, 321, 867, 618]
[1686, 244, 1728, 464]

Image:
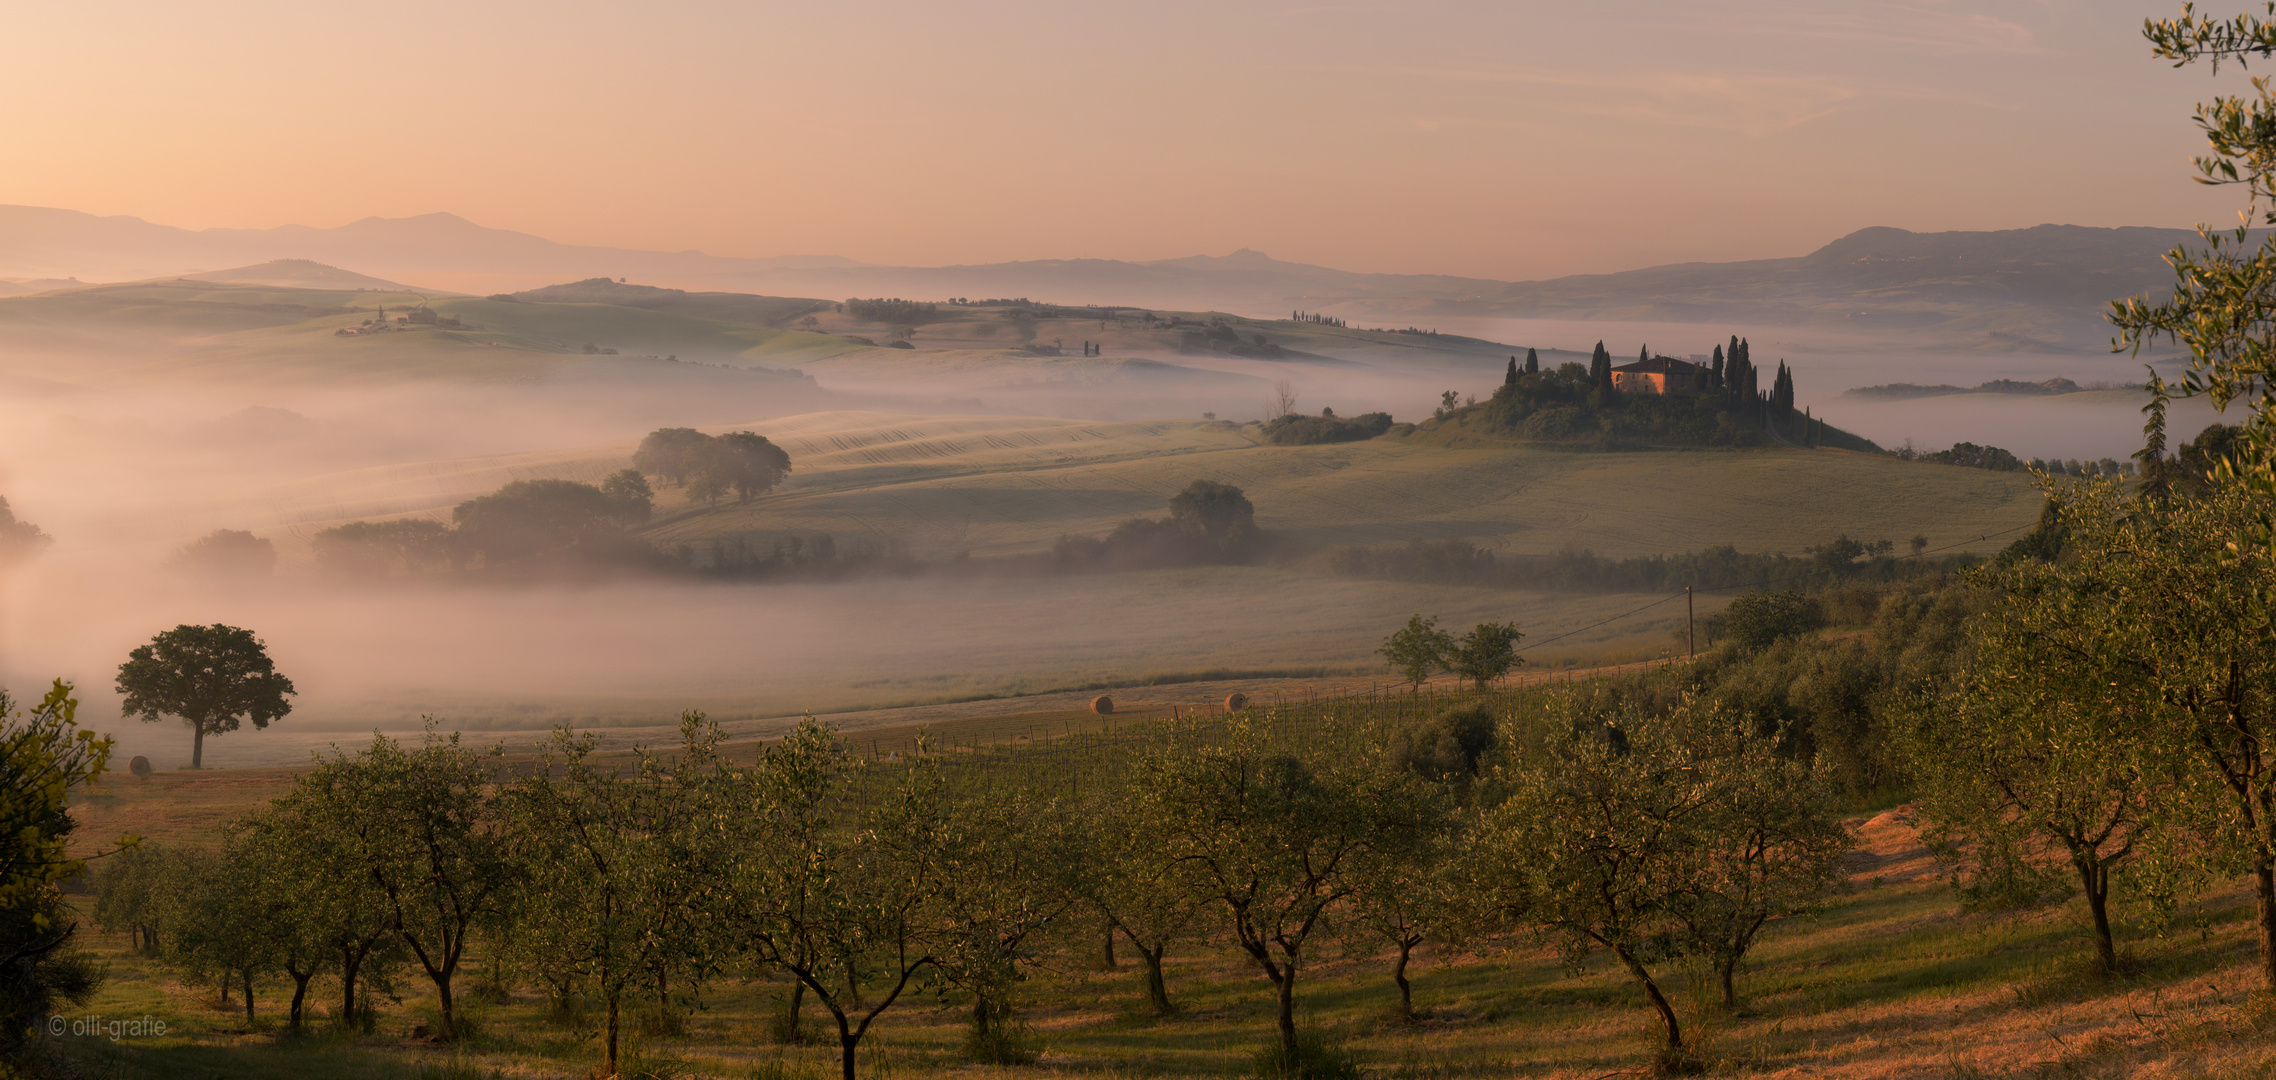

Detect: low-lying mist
[0, 550, 1693, 770]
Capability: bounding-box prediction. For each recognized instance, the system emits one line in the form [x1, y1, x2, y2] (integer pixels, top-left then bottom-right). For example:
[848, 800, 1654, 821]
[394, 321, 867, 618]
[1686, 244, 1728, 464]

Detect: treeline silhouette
[1320, 536, 1977, 594]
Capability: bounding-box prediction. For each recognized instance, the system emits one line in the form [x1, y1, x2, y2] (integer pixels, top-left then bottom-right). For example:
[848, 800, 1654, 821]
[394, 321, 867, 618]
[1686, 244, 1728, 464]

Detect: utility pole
[1687, 585, 1695, 660]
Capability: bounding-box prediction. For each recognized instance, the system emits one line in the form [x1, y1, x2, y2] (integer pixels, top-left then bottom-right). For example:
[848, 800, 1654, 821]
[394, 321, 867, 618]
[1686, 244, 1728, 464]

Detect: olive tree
[1076, 786, 1206, 1016]
[1674, 715, 1851, 1007]
[1131, 719, 1425, 1059]
[932, 789, 1081, 1061]
[259, 754, 411, 1028]
[1343, 791, 1458, 1020]
[509, 716, 729, 1077]
[1474, 696, 1708, 1058]
[719, 719, 952, 1080]
[326, 729, 516, 1039]
[1993, 480, 2276, 989]
[163, 847, 275, 1022]
[1472, 693, 1843, 1060]
[1904, 524, 2196, 974]
[116, 624, 295, 769]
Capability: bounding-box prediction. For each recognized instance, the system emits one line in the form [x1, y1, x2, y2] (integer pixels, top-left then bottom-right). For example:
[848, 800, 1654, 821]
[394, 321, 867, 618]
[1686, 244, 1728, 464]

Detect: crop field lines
[617, 411, 2047, 561]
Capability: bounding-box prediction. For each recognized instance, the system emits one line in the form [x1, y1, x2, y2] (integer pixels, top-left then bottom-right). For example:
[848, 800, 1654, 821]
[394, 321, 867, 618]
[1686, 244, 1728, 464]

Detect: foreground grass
[50, 812, 2276, 1079]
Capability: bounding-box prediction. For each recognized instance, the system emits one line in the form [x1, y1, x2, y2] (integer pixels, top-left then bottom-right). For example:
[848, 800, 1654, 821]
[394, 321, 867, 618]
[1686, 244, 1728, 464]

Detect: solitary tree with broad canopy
[116, 624, 295, 769]
[1379, 614, 1454, 688]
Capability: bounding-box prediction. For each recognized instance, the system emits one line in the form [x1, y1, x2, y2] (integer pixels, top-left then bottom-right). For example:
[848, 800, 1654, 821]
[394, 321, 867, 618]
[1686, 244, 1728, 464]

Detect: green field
[246, 411, 2042, 564]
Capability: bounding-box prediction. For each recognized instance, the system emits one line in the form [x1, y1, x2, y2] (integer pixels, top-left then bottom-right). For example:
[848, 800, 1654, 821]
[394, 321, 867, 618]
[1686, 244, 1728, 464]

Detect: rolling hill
[246, 411, 2044, 567]
[0, 204, 2209, 350]
[183, 258, 416, 291]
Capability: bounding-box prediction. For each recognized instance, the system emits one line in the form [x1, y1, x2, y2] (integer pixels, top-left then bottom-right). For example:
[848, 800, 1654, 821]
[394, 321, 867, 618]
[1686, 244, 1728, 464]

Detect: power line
[1516, 593, 1685, 653]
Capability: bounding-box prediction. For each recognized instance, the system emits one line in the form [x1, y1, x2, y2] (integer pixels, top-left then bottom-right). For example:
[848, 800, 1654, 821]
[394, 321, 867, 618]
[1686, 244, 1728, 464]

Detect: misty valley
[17, 8, 2276, 1077]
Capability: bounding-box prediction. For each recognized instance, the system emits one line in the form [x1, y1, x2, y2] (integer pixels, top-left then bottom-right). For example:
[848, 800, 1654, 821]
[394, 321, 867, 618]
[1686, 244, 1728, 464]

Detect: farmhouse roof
[1613, 356, 1705, 376]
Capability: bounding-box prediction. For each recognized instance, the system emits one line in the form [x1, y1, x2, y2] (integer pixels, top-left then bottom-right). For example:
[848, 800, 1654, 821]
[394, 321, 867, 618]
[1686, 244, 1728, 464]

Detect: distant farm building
[1612, 355, 1708, 395]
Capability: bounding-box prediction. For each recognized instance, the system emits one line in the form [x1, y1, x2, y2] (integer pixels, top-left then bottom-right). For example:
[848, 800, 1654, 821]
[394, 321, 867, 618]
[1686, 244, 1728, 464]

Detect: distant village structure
[1611, 355, 1709, 395]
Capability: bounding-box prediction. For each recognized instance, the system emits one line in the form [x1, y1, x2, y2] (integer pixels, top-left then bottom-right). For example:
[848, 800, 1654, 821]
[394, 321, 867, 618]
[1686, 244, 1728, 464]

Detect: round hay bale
[128, 755, 153, 779]
[1090, 695, 1115, 715]
[1224, 693, 1248, 711]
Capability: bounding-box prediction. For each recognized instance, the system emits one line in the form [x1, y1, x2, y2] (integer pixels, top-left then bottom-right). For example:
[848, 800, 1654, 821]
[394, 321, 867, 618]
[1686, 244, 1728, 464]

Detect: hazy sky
[0, 0, 2251, 278]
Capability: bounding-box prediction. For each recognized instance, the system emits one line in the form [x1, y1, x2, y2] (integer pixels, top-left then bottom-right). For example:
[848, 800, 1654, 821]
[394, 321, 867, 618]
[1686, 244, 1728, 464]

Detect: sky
[0, 0, 2253, 279]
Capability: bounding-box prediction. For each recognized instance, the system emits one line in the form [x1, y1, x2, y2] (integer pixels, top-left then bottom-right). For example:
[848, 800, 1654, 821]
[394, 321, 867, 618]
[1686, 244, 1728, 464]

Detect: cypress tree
[1711, 344, 1724, 389]
[1525, 347, 1539, 375]
[1590, 341, 1611, 395]
[2135, 370, 2172, 501]
[1505, 356, 1519, 386]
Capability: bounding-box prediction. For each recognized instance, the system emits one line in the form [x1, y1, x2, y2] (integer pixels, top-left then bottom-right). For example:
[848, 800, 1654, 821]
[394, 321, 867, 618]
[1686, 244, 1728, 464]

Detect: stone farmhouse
[1612, 355, 1709, 395]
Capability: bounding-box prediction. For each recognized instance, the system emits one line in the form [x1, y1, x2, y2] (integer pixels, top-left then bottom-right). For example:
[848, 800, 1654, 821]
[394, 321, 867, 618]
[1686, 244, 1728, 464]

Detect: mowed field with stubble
[267, 411, 2045, 564]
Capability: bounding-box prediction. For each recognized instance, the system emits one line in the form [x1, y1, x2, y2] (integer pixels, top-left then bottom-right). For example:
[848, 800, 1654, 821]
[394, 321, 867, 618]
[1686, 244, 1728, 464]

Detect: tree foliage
[1473, 693, 1846, 1056]
[1446, 622, 1524, 690]
[168, 529, 276, 579]
[312, 519, 456, 579]
[1905, 539, 2194, 972]
[0, 682, 120, 1061]
[452, 479, 651, 569]
[1722, 590, 1825, 652]
[116, 624, 295, 769]
[0, 499, 48, 568]
[1378, 615, 1453, 687]
[1130, 720, 1428, 1057]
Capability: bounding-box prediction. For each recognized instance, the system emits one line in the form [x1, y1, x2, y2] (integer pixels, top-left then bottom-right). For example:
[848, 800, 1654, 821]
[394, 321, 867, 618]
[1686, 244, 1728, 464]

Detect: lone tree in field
[1379, 615, 1453, 688]
[116, 624, 295, 769]
[1447, 621, 1523, 690]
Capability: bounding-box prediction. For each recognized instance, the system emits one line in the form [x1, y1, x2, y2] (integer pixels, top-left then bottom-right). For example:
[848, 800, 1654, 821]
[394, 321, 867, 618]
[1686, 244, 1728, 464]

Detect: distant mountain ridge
[0, 204, 2209, 351]
[1381, 223, 2205, 352]
[0, 205, 861, 290]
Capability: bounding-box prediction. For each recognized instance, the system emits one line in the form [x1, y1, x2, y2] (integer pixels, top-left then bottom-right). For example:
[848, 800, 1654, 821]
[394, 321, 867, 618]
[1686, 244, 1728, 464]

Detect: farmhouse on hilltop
[1612, 355, 1708, 395]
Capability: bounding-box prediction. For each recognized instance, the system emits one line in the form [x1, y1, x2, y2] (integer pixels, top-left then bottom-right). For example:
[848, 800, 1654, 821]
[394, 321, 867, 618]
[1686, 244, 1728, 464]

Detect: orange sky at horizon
[0, 0, 2249, 280]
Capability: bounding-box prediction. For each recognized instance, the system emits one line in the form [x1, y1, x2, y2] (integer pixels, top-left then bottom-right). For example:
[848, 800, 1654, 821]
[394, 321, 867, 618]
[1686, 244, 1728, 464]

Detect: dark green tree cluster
[313, 475, 661, 578]
[1260, 408, 1396, 445]
[116, 623, 295, 770]
[1924, 443, 2026, 471]
[633, 427, 792, 508]
[1321, 536, 1965, 594]
[1377, 614, 1524, 689]
[842, 298, 937, 324]
[0, 681, 129, 1066]
[168, 529, 277, 580]
[1053, 479, 1261, 569]
[1451, 333, 1863, 451]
